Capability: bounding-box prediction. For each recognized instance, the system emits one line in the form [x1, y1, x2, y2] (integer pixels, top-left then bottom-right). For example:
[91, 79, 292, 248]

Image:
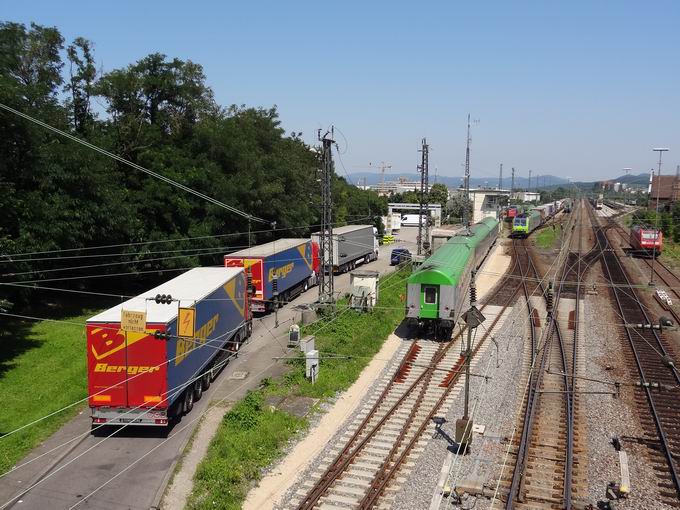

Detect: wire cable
[0, 102, 270, 225]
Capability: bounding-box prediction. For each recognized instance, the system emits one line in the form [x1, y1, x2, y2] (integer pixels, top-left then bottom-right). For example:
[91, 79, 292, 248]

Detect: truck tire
[193, 379, 203, 401]
[201, 372, 211, 391]
[183, 389, 194, 414]
[303, 280, 309, 292]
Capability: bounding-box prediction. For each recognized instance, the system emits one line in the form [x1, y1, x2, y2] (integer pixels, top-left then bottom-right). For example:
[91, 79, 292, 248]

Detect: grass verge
[535, 225, 561, 249]
[188, 266, 410, 509]
[0, 312, 92, 474]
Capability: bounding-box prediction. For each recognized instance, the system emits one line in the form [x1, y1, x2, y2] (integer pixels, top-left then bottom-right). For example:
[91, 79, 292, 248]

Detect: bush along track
[187, 266, 411, 509]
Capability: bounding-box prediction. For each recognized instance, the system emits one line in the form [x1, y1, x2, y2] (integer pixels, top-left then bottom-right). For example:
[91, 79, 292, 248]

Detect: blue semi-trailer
[86, 267, 251, 428]
[224, 238, 320, 313]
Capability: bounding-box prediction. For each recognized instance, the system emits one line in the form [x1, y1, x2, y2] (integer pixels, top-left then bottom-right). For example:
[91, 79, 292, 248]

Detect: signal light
[154, 330, 170, 341]
[154, 294, 173, 305]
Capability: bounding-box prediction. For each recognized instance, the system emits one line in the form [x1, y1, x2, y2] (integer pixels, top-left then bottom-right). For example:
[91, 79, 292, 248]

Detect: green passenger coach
[406, 217, 499, 338]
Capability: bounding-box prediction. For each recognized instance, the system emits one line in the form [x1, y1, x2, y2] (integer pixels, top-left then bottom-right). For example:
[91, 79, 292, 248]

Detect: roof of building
[650, 175, 680, 200]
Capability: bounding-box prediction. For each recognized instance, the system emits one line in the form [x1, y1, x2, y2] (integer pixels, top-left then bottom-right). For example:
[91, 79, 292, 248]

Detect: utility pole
[498, 163, 503, 190]
[464, 114, 471, 199]
[455, 270, 485, 451]
[417, 138, 430, 256]
[528, 170, 532, 191]
[650, 148, 669, 287]
[318, 128, 335, 306]
[511, 167, 515, 193]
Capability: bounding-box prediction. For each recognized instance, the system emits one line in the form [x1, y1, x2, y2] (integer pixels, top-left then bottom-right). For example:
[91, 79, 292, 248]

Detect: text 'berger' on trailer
[224, 238, 319, 313]
[86, 267, 251, 428]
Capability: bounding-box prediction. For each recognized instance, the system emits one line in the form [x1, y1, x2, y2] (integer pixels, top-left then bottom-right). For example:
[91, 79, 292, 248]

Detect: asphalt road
[0, 228, 418, 510]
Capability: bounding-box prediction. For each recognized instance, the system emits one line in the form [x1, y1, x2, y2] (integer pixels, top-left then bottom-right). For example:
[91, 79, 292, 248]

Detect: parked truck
[224, 238, 319, 313]
[312, 225, 378, 273]
[86, 267, 251, 428]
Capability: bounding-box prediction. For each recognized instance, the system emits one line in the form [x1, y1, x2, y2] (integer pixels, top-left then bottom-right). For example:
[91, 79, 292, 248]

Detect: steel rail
[298, 237, 525, 510]
[591, 206, 680, 501]
[506, 201, 585, 509]
[504, 240, 542, 509]
[358, 277, 523, 509]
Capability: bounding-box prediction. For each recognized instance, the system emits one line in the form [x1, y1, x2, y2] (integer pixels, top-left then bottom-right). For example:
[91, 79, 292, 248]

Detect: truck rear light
[144, 395, 162, 403]
[155, 419, 168, 425]
[92, 395, 112, 403]
[93, 418, 107, 424]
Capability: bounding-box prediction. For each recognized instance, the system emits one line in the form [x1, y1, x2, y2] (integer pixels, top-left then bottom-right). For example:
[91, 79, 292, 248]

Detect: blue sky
[4, 0, 679, 181]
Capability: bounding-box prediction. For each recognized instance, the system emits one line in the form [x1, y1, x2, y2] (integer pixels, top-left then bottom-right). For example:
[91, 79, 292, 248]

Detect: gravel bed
[583, 283, 677, 509]
[392, 303, 525, 510]
[273, 337, 414, 509]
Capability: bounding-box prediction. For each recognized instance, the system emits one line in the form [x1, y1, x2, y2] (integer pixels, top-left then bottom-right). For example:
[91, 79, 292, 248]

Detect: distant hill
[347, 171, 656, 190]
[347, 172, 570, 189]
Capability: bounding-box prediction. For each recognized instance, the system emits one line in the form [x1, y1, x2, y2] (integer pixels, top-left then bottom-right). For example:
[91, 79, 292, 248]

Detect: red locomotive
[505, 205, 524, 222]
[629, 225, 663, 257]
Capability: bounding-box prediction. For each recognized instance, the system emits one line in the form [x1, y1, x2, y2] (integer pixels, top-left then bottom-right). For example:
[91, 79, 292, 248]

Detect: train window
[424, 286, 437, 304]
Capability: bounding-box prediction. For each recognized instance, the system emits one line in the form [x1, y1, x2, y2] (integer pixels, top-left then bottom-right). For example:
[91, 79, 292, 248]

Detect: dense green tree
[0, 21, 380, 308]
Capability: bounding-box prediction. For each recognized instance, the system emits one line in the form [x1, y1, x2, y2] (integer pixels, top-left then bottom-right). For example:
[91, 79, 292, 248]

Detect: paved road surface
[0, 228, 418, 510]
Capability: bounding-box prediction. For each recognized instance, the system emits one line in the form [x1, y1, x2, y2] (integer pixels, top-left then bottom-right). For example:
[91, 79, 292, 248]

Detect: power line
[0, 102, 269, 225]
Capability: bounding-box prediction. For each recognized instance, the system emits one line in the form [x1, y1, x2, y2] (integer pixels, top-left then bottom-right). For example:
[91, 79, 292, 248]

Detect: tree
[446, 193, 473, 224]
[429, 183, 449, 209]
[65, 37, 97, 133]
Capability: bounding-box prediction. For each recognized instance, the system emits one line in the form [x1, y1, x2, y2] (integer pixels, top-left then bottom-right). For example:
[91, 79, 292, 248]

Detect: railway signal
[456, 270, 486, 450]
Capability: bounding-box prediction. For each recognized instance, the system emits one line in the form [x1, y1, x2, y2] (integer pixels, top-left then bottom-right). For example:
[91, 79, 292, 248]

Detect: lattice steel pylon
[417, 138, 430, 255]
[318, 128, 335, 305]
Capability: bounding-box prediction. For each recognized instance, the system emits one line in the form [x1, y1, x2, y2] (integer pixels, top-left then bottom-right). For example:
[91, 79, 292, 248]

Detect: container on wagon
[86, 267, 251, 428]
[225, 238, 319, 313]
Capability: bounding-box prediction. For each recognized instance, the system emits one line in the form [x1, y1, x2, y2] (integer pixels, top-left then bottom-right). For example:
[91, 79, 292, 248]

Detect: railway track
[500, 201, 587, 509]
[591, 206, 680, 506]
[608, 222, 680, 326]
[291, 247, 523, 510]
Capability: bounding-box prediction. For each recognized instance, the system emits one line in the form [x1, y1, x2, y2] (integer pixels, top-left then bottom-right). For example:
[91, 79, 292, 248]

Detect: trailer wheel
[201, 372, 211, 391]
[193, 379, 203, 401]
[183, 388, 194, 414]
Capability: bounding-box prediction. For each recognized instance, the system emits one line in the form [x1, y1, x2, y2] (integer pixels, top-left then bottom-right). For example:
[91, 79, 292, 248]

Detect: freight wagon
[406, 217, 499, 338]
[225, 238, 319, 313]
[87, 267, 251, 428]
[629, 226, 663, 257]
[312, 225, 378, 273]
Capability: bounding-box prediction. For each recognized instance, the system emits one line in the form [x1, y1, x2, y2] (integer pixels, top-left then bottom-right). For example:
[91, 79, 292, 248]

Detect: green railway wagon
[406, 217, 499, 338]
[511, 209, 541, 238]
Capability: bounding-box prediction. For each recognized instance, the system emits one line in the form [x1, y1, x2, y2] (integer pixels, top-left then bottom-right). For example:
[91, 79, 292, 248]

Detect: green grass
[0, 312, 93, 474]
[662, 240, 680, 268]
[188, 267, 410, 510]
[535, 226, 561, 249]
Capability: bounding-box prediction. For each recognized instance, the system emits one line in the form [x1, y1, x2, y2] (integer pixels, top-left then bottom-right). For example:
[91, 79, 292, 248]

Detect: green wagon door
[420, 285, 439, 319]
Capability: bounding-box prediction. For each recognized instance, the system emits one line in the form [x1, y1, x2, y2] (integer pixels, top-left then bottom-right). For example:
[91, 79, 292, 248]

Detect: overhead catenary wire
[0, 102, 270, 225]
[1, 216, 374, 261]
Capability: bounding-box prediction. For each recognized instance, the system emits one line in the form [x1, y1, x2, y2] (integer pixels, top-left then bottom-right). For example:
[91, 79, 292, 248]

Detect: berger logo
[268, 262, 294, 282]
[175, 314, 220, 365]
[297, 243, 314, 270]
[94, 363, 160, 375]
[89, 327, 153, 361]
[223, 276, 246, 316]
